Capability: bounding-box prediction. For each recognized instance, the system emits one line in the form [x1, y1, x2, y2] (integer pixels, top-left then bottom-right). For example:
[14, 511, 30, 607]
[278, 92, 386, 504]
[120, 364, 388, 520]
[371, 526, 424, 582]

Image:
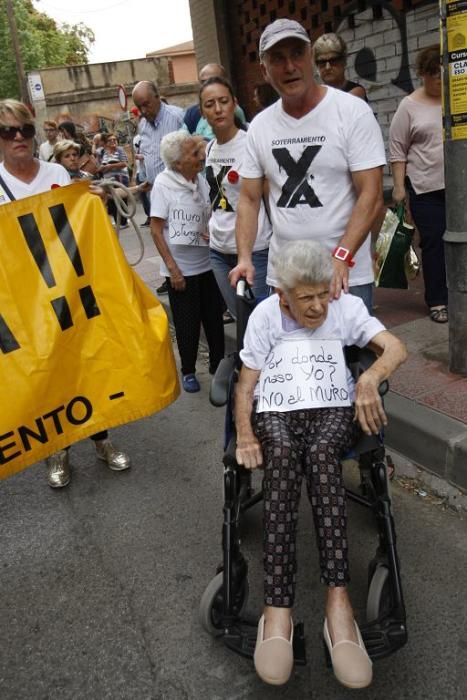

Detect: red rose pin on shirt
[227, 170, 239, 185]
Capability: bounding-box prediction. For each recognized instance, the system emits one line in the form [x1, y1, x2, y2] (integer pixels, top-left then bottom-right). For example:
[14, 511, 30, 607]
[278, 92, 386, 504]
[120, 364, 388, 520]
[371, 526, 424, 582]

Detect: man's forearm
[340, 181, 383, 255]
[235, 195, 261, 261]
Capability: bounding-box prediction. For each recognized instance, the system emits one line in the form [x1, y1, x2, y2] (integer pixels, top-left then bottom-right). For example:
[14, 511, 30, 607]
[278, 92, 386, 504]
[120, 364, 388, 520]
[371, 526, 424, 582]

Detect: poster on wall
[446, 0, 467, 139]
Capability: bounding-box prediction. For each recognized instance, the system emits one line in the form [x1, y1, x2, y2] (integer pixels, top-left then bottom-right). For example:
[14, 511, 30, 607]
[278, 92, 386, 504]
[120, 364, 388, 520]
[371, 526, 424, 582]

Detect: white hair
[274, 240, 333, 290]
[160, 131, 192, 170]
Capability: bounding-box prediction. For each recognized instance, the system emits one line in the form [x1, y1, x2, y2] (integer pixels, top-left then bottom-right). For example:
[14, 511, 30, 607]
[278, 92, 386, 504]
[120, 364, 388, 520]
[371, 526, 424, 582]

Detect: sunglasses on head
[0, 124, 36, 141]
[315, 56, 344, 68]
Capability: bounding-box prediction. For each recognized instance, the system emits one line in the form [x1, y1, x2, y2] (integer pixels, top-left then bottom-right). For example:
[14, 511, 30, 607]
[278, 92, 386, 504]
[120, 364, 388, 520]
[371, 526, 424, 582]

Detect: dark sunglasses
[0, 124, 36, 141]
[315, 56, 344, 68]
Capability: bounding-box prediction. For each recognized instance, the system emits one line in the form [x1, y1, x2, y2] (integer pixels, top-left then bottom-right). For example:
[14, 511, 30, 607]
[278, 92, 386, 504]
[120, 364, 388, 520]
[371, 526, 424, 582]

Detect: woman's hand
[354, 371, 388, 435]
[169, 268, 186, 292]
[392, 184, 406, 205]
[236, 435, 263, 470]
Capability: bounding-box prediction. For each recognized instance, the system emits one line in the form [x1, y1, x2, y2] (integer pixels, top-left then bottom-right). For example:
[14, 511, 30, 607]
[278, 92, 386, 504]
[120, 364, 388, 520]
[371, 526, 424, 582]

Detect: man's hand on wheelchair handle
[236, 435, 263, 470]
[229, 258, 255, 288]
[354, 371, 388, 436]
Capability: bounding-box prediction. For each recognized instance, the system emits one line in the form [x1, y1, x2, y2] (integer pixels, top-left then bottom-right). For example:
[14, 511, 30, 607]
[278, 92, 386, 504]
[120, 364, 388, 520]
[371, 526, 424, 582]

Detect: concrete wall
[28, 56, 197, 133]
[172, 54, 198, 83]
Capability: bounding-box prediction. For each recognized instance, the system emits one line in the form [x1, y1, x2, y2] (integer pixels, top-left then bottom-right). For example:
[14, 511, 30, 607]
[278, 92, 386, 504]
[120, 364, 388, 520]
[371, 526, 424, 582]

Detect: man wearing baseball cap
[230, 18, 385, 313]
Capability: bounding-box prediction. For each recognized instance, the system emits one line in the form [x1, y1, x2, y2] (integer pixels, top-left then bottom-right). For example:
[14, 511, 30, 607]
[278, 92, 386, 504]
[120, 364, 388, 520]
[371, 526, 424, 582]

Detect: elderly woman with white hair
[150, 131, 224, 393]
[313, 33, 368, 101]
[235, 240, 406, 688]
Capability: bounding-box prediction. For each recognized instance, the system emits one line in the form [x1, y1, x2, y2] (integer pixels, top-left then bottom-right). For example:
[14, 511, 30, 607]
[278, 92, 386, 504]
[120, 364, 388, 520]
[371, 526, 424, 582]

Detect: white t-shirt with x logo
[242, 87, 386, 287]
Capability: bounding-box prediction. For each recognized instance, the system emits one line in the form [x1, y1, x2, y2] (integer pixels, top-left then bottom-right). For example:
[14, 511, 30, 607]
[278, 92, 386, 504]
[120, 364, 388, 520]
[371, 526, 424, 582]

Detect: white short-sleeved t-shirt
[150, 172, 212, 277]
[0, 161, 70, 203]
[241, 88, 386, 287]
[240, 293, 385, 398]
[206, 130, 271, 254]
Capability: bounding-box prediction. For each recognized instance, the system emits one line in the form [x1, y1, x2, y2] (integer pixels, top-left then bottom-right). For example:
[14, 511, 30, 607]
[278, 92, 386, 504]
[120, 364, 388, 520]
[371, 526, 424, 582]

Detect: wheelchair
[199, 281, 407, 668]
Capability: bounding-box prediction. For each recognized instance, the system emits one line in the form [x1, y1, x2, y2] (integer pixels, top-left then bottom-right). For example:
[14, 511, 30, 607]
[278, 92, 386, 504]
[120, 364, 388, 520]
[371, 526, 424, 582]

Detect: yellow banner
[0, 181, 179, 479]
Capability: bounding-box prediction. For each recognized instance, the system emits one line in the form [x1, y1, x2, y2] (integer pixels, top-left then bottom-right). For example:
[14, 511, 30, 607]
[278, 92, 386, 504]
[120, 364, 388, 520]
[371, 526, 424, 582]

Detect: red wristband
[332, 246, 355, 268]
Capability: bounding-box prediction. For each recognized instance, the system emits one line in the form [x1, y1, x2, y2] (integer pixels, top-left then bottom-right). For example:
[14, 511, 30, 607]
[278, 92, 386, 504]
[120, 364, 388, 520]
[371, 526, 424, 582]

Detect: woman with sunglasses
[313, 34, 368, 102]
[200, 76, 271, 317]
[0, 99, 131, 488]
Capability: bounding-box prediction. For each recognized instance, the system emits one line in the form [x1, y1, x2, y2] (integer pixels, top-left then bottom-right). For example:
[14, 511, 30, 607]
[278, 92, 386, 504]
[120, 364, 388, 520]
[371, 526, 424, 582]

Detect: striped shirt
[138, 102, 184, 184]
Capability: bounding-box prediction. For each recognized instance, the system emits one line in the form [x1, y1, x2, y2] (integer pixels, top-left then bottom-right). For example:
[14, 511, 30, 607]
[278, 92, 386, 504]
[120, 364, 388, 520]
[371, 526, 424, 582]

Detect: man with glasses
[0, 99, 131, 488]
[38, 119, 59, 162]
[131, 81, 184, 294]
[230, 19, 385, 313]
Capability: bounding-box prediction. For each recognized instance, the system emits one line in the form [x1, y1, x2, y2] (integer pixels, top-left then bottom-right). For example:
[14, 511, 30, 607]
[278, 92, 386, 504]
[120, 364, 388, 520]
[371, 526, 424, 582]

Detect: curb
[384, 392, 467, 492]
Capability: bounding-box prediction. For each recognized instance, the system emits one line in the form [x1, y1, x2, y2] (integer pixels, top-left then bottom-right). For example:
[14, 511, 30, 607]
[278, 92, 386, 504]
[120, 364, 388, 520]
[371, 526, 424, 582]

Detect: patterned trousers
[253, 406, 357, 607]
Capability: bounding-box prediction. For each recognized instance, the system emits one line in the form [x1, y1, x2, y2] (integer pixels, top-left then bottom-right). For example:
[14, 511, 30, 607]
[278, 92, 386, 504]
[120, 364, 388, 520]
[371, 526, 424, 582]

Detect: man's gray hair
[160, 130, 192, 170]
[274, 240, 333, 290]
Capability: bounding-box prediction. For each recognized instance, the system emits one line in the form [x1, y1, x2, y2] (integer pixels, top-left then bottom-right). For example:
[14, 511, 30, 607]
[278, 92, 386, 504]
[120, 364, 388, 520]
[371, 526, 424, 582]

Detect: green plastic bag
[375, 205, 415, 289]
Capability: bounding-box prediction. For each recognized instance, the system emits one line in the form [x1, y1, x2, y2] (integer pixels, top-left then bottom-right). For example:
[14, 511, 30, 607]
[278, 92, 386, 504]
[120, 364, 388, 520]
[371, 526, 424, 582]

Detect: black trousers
[406, 179, 447, 308]
[107, 198, 127, 227]
[167, 270, 224, 376]
[253, 407, 357, 607]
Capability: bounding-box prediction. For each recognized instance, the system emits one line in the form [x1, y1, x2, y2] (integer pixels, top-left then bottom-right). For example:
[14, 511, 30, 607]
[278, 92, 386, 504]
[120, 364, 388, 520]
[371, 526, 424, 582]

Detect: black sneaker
[141, 218, 150, 227]
[157, 280, 169, 294]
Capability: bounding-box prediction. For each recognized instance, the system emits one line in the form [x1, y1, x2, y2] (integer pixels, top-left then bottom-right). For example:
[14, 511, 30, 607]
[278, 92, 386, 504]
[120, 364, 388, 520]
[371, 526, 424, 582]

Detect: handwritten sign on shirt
[168, 203, 208, 246]
[257, 338, 351, 413]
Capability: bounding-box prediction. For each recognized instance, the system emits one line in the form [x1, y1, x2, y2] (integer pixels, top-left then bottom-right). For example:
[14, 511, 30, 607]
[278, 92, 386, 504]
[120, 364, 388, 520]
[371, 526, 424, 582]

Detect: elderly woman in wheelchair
[234, 240, 407, 688]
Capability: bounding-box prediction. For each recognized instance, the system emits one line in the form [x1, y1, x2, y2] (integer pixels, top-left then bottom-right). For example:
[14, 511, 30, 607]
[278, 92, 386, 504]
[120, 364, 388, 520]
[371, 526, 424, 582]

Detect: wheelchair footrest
[223, 621, 307, 665]
[361, 618, 408, 661]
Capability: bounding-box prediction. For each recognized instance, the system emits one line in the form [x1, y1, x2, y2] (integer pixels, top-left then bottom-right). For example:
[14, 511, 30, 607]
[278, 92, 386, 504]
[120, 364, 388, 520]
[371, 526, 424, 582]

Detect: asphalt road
[1, 352, 466, 700]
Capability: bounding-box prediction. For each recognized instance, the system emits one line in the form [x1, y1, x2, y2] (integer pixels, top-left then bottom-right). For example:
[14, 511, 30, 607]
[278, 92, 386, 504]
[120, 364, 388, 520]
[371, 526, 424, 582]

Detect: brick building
[188, 0, 440, 143]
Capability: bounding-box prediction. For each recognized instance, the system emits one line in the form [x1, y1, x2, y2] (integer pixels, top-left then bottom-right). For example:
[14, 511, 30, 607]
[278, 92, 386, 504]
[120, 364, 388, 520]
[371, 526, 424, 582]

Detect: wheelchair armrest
[209, 355, 237, 407]
[344, 346, 389, 397]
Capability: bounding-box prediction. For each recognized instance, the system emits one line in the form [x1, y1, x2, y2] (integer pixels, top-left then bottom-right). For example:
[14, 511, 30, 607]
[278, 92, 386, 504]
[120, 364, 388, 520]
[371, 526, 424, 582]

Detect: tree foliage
[0, 0, 95, 99]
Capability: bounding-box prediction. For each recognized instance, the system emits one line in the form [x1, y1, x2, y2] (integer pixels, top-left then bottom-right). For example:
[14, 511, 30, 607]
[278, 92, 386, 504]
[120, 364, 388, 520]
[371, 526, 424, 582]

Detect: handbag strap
[0, 173, 16, 201]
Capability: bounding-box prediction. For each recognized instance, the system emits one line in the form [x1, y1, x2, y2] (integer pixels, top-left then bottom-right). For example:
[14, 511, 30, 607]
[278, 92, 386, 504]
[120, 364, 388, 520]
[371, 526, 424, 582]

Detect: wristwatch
[332, 246, 355, 268]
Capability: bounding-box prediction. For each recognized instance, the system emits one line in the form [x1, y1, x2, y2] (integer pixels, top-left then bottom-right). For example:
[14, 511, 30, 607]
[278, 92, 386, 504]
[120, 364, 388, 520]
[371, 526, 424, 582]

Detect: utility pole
[440, 0, 467, 375]
[5, 0, 29, 103]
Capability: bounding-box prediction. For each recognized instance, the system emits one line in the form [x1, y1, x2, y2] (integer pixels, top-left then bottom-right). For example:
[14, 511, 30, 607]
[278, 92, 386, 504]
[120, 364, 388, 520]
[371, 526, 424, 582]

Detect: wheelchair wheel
[366, 565, 391, 623]
[199, 572, 249, 637]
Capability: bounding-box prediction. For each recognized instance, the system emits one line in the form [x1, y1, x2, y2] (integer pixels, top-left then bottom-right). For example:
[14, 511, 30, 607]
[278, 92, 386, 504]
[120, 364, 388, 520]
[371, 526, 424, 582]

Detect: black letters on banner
[1, 204, 101, 354]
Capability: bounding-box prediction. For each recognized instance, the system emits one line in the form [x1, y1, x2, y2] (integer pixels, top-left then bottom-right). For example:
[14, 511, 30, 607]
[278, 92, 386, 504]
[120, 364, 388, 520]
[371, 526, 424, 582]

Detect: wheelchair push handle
[235, 278, 256, 355]
[236, 278, 254, 299]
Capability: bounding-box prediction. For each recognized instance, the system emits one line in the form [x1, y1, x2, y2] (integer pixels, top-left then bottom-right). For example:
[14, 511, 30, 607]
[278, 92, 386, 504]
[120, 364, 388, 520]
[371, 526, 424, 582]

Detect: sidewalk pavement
[119, 222, 467, 495]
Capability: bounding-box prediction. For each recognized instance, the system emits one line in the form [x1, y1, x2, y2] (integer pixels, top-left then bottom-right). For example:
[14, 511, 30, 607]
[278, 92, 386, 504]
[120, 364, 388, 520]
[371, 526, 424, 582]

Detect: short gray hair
[274, 240, 333, 290]
[53, 139, 80, 163]
[313, 33, 347, 62]
[160, 131, 193, 170]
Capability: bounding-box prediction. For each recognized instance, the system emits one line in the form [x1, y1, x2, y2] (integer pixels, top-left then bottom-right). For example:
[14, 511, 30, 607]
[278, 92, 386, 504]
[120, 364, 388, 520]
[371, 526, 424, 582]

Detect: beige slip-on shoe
[323, 618, 373, 689]
[253, 614, 294, 686]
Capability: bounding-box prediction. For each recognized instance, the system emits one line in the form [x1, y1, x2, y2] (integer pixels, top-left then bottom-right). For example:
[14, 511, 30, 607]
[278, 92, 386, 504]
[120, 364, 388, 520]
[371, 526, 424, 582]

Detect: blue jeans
[209, 248, 269, 317]
[349, 283, 374, 314]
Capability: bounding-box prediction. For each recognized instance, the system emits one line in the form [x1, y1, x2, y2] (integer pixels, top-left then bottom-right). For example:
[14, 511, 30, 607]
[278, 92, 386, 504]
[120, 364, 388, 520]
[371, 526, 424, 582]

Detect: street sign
[28, 73, 45, 102]
[117, 84, 127, 111]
